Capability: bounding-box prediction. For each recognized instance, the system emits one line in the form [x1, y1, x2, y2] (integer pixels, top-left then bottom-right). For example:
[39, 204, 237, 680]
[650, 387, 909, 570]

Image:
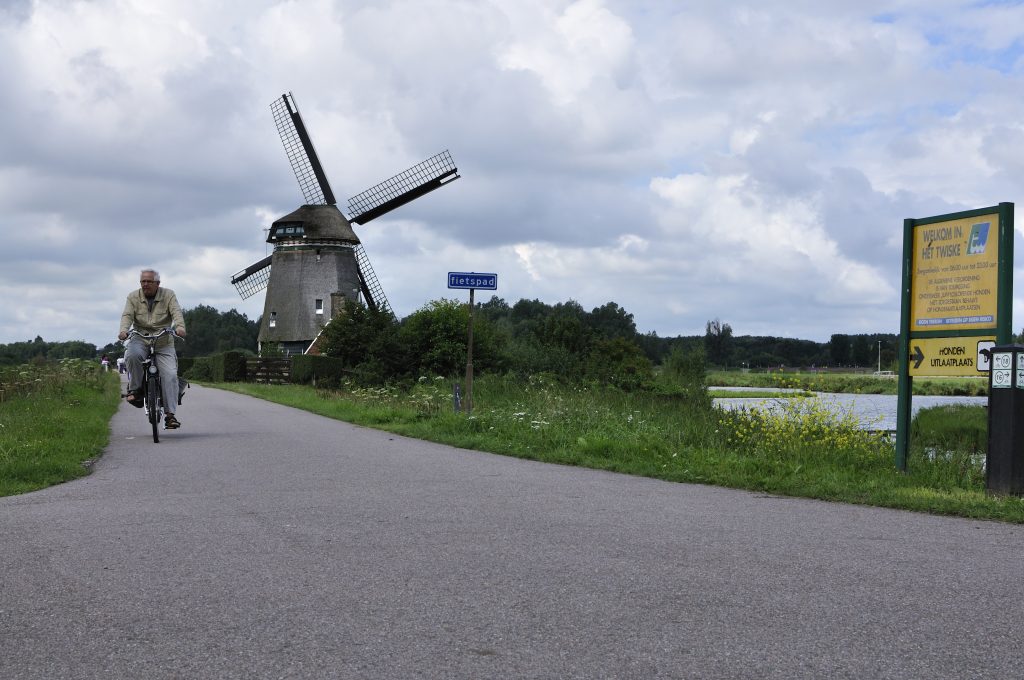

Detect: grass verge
[0, 361, 121, 496]
[209, 375, 1024, 523]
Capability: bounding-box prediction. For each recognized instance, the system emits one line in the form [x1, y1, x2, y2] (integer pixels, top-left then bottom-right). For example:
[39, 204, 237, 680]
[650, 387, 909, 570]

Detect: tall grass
[215, 375, 1024, 523]
[0, 360, 120, 496]
[910, 404, 987, 489]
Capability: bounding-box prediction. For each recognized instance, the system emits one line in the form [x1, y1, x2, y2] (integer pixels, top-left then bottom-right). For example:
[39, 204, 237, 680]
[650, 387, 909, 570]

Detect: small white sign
[993, 353, 1013, 388]
[978, 341, 996, 371]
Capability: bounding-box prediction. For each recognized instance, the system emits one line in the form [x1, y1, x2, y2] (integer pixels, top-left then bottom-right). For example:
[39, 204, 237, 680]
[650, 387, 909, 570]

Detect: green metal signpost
[895, 203, 1014, 471]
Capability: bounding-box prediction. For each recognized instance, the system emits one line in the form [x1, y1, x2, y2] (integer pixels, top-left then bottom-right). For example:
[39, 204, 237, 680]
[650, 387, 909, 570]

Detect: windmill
[231, 92, 459, 355]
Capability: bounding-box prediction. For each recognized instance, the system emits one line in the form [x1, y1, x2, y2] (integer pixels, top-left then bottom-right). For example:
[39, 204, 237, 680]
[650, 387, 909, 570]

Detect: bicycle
[121, 328, 184, 443]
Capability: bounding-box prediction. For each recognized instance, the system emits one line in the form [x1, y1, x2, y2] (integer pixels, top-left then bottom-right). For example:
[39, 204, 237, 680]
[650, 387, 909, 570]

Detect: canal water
[713, 387, 987, 431]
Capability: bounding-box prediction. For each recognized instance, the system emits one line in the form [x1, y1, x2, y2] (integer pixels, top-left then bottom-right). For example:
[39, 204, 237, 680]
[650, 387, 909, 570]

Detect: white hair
[140, 268, 160, 281]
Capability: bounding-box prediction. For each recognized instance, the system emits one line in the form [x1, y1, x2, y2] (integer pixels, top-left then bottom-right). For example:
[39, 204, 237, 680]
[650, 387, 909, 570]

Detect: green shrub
[181, 352, 245, 382]
[292, 355, 350, 386]
[501, 336, 582, 378]
[585, 337, 654, 391]
[321, 299, 408, 381]
[223, 351, 247, 382]
[186, 356, 216, 381]
[177, 356, 195, 376]
[662, 345, 711, 409]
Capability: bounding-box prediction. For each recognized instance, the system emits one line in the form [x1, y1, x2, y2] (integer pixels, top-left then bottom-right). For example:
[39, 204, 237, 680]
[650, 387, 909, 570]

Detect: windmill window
[270, 311, 277, 328]
[272, 225, 305, 239]
[315, 299, 324, 315]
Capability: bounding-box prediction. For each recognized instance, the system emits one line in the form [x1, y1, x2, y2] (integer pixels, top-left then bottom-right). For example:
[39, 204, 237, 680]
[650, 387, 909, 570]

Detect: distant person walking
[100, 354, 110, 372]
[118, 269, 187, 430]
[116, 356, 125, 374]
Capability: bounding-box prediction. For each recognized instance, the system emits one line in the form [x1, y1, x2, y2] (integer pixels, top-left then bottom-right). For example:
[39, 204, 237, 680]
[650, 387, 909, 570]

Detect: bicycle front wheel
[147, 375, 161, 443]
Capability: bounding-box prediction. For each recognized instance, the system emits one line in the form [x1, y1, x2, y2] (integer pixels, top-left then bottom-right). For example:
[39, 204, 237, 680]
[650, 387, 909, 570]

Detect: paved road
[2, 384, 1023, 679]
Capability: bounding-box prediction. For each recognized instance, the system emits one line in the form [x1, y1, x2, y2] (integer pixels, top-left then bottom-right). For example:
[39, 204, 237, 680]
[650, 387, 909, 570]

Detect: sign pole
[465, 287, 475, 414]
[997, 202, 1015, 344]
[896, 218, 915, 471]
[447, 271, 497, 416]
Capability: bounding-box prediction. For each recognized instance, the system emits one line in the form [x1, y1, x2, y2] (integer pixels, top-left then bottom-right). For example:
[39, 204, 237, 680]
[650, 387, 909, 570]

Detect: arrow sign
[908, 336, 996, 376]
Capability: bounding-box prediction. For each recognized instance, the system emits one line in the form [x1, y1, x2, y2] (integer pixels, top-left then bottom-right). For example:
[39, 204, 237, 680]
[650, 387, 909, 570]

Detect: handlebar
[120, 328, 185, 344]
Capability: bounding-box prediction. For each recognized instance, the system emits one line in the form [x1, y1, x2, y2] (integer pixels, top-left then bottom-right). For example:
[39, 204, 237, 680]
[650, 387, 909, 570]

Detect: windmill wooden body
[231, 93, 459, 355]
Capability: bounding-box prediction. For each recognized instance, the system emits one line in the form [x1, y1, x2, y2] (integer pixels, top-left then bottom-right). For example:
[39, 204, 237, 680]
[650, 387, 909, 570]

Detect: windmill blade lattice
[347, 150, 458, 224]
[231, 256, 272, 299]
[271, 93, 336, 205]
[354, 245, 391, 314]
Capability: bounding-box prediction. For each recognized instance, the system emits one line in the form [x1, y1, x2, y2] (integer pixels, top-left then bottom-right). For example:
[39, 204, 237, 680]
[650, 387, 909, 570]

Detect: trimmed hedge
[224, 351, 247, 382]
[182, 351, 247, 382]
[291, 355, 350, 386]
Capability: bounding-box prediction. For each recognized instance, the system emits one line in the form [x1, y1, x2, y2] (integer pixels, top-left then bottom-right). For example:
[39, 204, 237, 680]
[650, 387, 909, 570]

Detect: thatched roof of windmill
[270, 204, 360, 244]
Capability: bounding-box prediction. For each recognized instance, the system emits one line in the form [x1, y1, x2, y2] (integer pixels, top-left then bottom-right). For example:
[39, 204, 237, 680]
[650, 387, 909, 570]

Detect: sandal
[126, 390, 145, 408]
[164, 414, 181, 429]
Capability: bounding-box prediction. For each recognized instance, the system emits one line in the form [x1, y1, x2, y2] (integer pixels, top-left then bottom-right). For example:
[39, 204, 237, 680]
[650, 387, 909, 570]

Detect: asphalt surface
[2, 383, 1023, 679]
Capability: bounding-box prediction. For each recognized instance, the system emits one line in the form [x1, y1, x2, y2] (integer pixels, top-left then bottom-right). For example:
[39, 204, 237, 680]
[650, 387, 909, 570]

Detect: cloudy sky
[2, 0, 1024, 347]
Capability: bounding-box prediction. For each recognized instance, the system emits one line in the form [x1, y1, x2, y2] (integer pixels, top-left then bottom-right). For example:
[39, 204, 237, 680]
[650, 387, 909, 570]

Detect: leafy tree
[510, 298, 551, 325]
[181, 305, 222, 357]
[588, 302, 637, 341]
[399, 298, 502, 378]
[704, 318, 733, 366]
[533, 301, 593, 355]
[399, 299, 468, 377]
[478, 296, 511, 323]
[635, 330, 675, 363]
[320, 298, 405, 381]
[851, 335, 872, 367]
[181, 305, 259, 357]
[829, 334, 851, 366]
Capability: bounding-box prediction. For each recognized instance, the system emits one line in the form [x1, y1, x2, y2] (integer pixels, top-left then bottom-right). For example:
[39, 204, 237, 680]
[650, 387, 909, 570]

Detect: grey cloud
[1, 0, 1021, 346]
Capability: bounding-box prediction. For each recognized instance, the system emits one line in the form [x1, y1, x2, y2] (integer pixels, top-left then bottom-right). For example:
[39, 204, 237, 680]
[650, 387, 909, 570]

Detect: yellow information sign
[908, 336, 996, 377]
[910, 214, 999, 332]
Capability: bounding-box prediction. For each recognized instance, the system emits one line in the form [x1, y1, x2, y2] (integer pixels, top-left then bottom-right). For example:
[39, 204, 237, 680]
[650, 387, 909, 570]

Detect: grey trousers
[125, 340, 179, 415]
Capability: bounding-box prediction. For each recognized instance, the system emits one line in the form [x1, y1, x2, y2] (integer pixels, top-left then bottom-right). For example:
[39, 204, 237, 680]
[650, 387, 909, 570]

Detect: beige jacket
[119, 286, 186, 348]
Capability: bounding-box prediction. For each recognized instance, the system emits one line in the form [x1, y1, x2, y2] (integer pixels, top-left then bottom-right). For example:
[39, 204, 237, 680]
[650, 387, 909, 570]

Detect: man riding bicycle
[119, 269, 187, 429]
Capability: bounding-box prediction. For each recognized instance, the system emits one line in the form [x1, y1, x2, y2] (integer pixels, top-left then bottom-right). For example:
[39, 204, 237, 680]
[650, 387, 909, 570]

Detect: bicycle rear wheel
[147, 375, 161, 443]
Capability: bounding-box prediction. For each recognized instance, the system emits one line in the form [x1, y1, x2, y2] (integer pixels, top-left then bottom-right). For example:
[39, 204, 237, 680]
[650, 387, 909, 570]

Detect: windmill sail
[347, 150, 459, 224]
[353, 244, 391, 314]
[231, 255, 272, 299]
[270, 93, 336, 205]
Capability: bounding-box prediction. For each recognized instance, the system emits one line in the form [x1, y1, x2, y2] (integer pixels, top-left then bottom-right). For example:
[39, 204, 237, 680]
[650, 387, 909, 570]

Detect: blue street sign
[448, 272, 497, 290]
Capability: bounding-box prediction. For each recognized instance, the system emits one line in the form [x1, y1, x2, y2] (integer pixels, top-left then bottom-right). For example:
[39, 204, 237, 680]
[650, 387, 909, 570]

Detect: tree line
[0, 298, 903, 373]
[312, 297, 903, 387]
[697, 319, 899, 370]
[0, 305, 260, 367]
